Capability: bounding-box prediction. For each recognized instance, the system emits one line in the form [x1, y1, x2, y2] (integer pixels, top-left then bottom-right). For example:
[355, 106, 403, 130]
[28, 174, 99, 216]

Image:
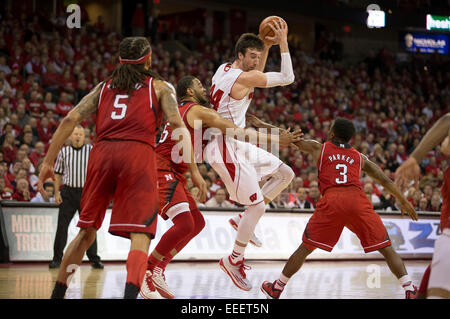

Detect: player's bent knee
[281, 164, 295, 183]
[79, 227, 96, 244]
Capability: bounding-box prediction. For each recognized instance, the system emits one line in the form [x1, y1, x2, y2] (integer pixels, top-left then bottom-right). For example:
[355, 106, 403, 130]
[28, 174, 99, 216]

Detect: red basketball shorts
[77, 140, 159, 239]
[157, 170, 197, 220]
[302, 186, 391, 253]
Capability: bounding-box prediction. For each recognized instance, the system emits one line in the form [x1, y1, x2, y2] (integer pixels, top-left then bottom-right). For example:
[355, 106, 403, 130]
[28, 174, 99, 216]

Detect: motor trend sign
[2, 208, 56, 260]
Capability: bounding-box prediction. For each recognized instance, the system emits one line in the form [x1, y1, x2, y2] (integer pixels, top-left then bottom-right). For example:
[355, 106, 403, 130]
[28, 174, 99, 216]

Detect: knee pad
[191, 209, 205, 236]
[172, 212, 195, 237]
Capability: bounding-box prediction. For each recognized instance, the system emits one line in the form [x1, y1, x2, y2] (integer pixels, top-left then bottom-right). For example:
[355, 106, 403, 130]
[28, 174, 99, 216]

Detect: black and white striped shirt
[54, 144, 92, 188]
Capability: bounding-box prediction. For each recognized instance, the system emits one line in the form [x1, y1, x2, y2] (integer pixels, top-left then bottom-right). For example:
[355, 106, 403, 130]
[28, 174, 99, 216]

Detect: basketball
[259, 16, 288, 44]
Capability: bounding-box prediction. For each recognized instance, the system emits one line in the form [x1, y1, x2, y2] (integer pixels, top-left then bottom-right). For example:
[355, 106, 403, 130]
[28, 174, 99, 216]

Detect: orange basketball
[258, 16, 288, 45]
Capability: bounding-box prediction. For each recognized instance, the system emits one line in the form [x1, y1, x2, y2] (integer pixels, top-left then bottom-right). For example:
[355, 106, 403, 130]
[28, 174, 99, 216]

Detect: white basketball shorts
[205, 136, 282, 206]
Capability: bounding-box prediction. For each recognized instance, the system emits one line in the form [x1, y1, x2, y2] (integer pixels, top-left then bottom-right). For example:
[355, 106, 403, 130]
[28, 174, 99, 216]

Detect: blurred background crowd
[0, 1, 449, 213]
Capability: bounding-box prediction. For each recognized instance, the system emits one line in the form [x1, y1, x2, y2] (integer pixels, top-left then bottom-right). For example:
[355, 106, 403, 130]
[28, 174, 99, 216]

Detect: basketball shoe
[261, 281, 282, 299]
[219, 256, 252, 291]
[405, 285, 418, 299]
[140, 270, 162, 299]
[229, 215, 263, 247]
[151, 266, 174, 299]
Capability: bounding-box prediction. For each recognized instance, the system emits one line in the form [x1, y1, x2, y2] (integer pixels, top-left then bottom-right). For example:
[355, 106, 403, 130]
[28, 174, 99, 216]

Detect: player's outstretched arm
[38, 82, 103, 194]
[187, 105, 301, 146]
[362, 155, 418, 221]
[395, 112, 450, 191]
[156, 80, 207, 202]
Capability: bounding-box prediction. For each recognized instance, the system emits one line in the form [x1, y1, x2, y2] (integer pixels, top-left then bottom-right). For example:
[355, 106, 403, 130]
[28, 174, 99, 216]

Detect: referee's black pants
[52, 186, 101, 263]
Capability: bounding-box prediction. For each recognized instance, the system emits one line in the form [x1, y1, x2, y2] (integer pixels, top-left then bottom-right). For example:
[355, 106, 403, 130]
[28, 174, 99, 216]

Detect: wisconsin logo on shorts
[249, 193, 257, 202]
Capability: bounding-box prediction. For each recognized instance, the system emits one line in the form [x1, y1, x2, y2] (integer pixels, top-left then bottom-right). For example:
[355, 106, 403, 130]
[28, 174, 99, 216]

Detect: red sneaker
[405, 285, 418, 299]
[261, 280, 282, 299]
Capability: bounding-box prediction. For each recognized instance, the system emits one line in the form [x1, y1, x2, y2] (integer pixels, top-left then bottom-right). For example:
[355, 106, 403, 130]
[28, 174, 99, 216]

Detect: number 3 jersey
[210, 63, 254, 128]
[317, 140, 363, 194]
[96, 77, 163, 147]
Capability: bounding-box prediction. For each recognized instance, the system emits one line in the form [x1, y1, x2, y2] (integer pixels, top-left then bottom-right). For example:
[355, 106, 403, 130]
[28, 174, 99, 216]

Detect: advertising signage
[426, 14, 450, 31]
[402, 32, 449, 54]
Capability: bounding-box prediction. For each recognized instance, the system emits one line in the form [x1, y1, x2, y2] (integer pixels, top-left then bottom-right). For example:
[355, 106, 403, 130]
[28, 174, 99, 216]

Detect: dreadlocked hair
[109, 37, 163, 95]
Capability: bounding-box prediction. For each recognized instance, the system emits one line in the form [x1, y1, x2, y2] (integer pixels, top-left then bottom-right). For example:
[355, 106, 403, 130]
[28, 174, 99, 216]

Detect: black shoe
[49, 260, 61, 269]
[91, 260, 104, 269]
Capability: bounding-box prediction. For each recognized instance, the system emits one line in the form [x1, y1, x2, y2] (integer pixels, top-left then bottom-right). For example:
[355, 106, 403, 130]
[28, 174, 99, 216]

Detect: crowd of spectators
[0, 6, 449, 214]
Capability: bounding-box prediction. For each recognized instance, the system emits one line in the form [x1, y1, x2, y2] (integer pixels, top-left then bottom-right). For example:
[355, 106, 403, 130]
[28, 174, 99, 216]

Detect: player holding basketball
[140, 75, 301, 299]
[38, 37, 206, 299]
[261, 118, 419, 299]
[395, 112, 450, 299]
[208, 18, 297, 291]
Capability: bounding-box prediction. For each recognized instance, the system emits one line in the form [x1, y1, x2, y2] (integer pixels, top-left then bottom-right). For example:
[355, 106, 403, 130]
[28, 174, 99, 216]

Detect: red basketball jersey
[156, 101, 208, 175]
[96, 77, 162, 147]
[317, 140, 363, 194]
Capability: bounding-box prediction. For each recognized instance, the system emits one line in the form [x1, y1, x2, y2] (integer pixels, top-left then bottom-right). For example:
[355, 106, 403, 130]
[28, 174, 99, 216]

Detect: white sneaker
[140, 270, 162, 299]
[229, 215, 263, 247]
[219, 256, 252, 291]
[151, 267, 174, 299]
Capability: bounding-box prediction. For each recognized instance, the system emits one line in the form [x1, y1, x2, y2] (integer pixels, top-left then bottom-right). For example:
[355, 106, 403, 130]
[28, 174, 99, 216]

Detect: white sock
[274, 273, 290, 291]
[399, 275, 414, 291]
[230, 243, 246, 264]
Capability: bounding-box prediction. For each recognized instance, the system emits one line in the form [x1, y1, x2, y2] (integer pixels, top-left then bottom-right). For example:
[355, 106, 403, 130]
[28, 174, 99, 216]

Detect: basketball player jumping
[395, 112, 450, 299]
[208, 18, 298, 291]
[140, 76, 301, 299]
[38, 37, 206, 299]
[261, 118, 419, 299]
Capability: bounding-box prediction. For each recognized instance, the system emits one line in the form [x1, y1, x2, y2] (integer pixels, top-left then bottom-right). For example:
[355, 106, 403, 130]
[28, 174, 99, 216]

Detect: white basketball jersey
[210, 63, 254, 128]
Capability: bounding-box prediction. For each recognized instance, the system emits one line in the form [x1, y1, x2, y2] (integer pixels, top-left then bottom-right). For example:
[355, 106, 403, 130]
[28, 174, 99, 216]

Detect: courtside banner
[0, 205, 439, 261]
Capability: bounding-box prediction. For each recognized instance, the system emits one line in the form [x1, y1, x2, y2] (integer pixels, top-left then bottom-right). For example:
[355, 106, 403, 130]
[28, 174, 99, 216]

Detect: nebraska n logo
[165, 174, 174, 181]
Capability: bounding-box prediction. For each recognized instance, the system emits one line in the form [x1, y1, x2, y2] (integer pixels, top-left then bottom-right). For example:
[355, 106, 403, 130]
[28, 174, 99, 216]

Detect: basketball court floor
[0, 259, 428, 299]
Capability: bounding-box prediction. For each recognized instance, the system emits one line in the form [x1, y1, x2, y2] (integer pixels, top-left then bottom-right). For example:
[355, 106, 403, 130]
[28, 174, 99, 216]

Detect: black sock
[51, 282, 67, 299]
[124, 282, 140, 299]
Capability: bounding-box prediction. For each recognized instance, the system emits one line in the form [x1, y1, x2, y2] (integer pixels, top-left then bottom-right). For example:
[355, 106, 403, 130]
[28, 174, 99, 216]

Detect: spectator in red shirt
[43, 91, 56, 112]
[29, 141, 46, 167]
[0, 177, 13, 200]
[425, 156, 439, 176]
[306, 186, 321, 208]
[1, 132, 18, 164]
[42, 62, 62, 92]
[12, 178, 32, 201]
[37, 116, 54, 144]
[55, 92, 73, 118]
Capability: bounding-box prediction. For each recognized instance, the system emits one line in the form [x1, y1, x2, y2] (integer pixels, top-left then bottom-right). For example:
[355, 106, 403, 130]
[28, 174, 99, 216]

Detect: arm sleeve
[264, 52, 295, 88]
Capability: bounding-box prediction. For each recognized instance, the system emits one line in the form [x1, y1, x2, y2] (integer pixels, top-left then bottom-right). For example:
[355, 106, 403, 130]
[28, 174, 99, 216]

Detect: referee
[49, 125, 103, 269]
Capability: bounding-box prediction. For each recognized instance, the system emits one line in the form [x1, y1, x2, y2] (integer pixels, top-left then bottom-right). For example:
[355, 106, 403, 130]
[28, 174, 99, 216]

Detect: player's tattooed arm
[72, 82, 103, 120]
[156, 80, 185, 129]
[38, 82, 103, 195]
[362, 155, 418, 221]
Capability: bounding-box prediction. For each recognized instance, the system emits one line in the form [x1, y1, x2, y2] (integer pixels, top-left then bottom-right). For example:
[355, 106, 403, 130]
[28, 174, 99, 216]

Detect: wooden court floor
[0, 260, 429, 299]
